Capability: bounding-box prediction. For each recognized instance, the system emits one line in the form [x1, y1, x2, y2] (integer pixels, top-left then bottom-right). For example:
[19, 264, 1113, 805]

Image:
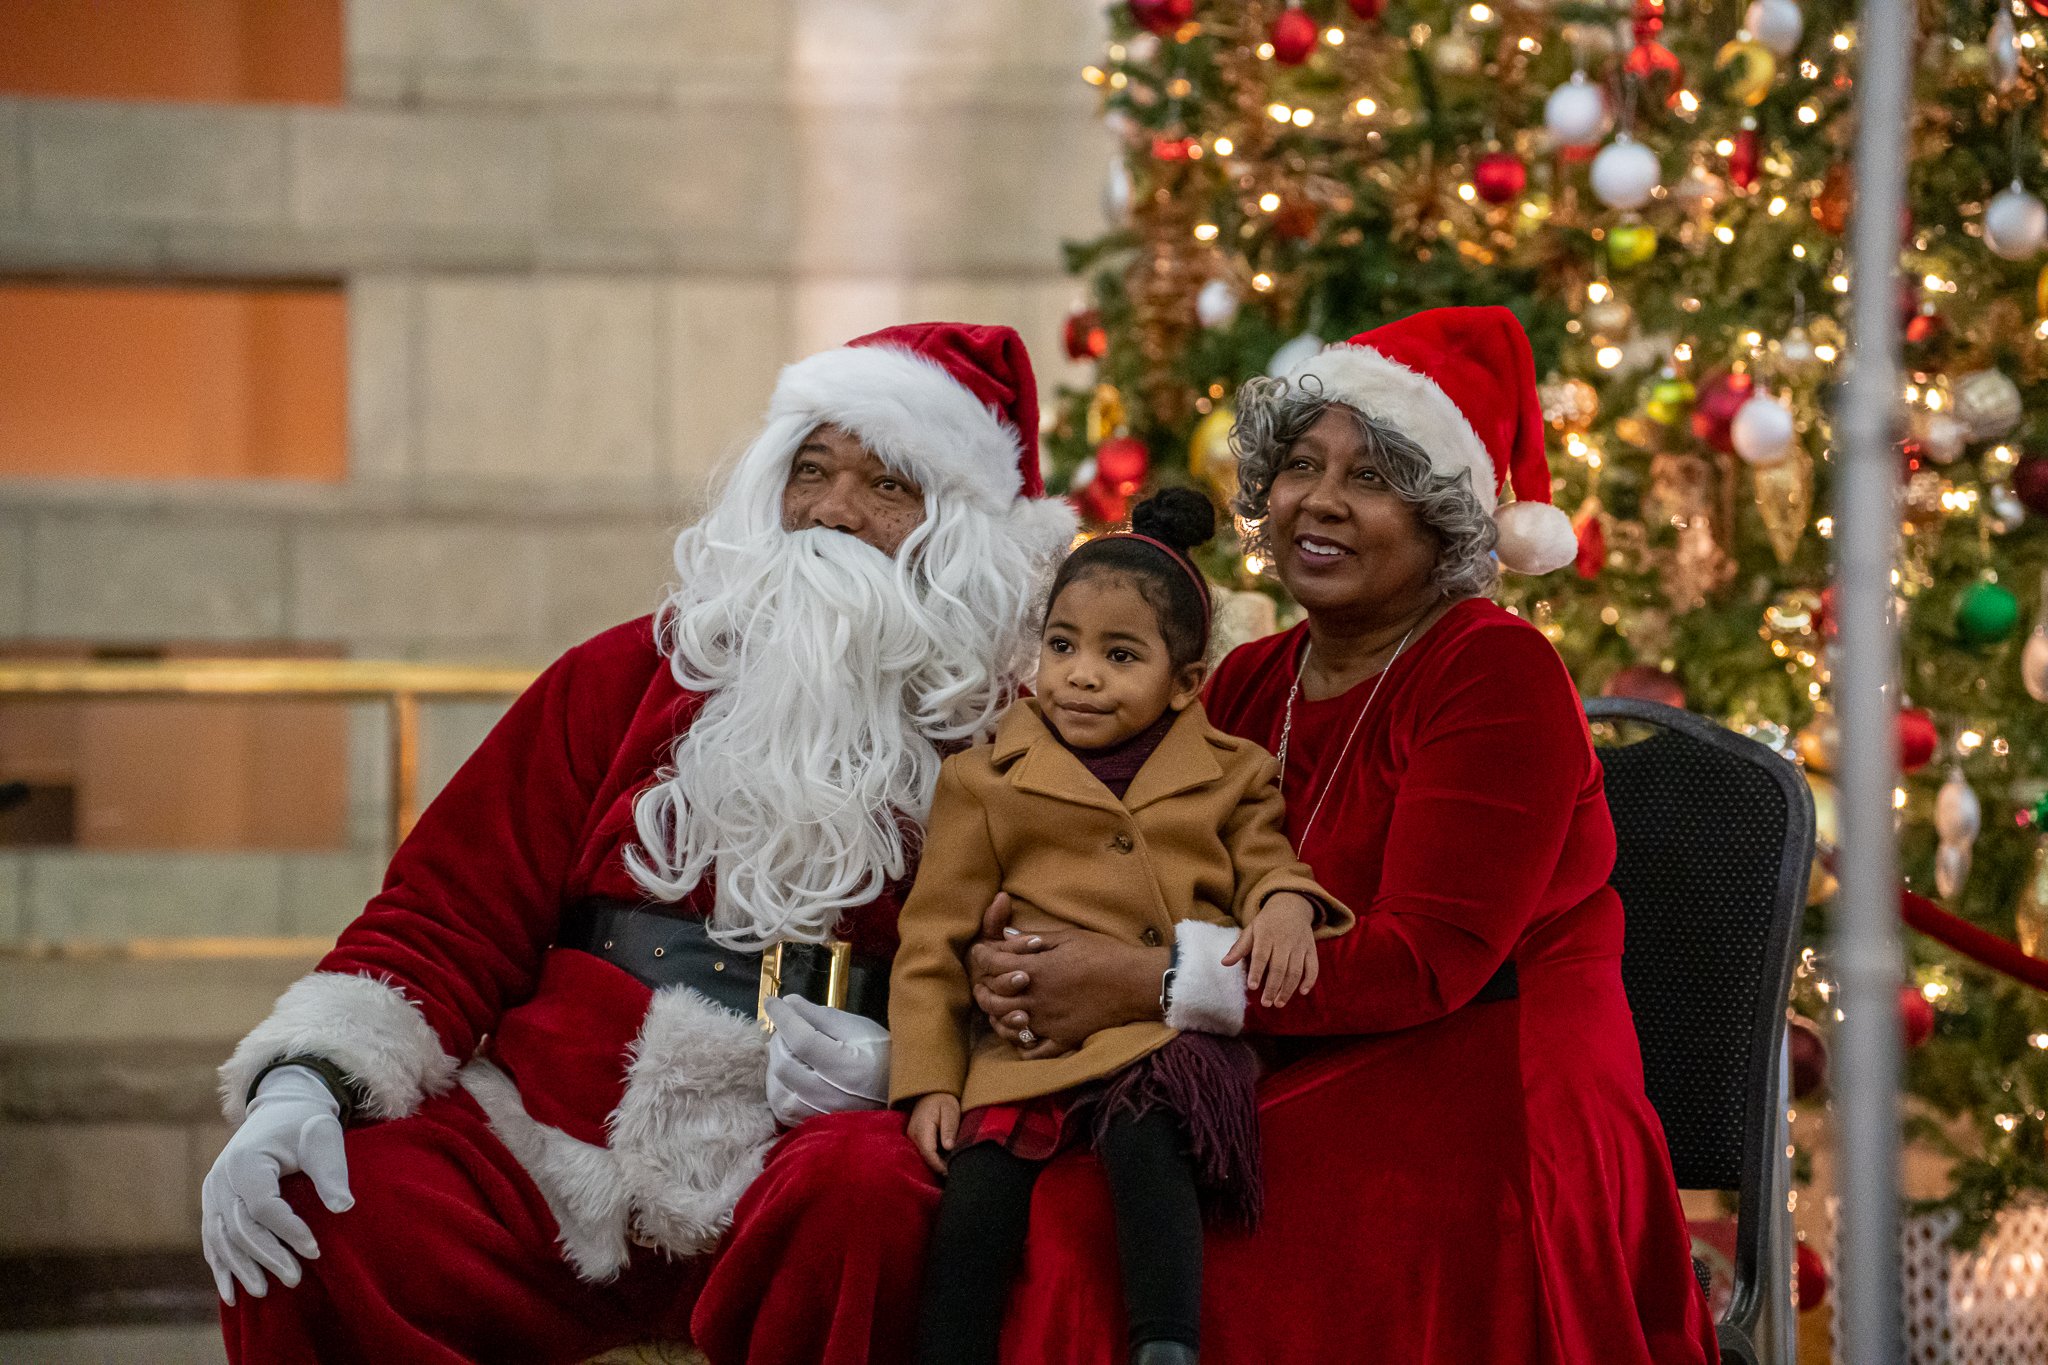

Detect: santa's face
[779, 423, 926, 558]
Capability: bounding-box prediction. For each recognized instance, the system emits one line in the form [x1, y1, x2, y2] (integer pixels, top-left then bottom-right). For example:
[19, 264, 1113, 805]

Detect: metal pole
[1831, 5, 1912, 1363]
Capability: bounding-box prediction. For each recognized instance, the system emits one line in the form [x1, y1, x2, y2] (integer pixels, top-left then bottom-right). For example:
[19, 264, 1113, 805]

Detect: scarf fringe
[1075, 1032, 1264, 1229]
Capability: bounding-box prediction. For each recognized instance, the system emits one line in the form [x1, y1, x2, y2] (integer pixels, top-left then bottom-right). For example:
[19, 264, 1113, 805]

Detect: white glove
[201, 1065, 354, 1305]
[763, 995, 891, 1127]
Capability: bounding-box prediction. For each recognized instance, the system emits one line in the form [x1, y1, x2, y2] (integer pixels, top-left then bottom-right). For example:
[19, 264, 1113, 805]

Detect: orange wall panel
[0, 0, 343, 105]
[0, 284, 347, 482]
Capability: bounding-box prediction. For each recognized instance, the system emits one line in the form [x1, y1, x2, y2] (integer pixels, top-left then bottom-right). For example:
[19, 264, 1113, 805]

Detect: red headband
[1094, 532, 1214, 655]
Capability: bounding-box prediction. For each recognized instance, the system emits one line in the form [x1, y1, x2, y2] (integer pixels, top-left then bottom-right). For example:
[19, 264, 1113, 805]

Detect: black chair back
[1586, 698, 1813, 1365]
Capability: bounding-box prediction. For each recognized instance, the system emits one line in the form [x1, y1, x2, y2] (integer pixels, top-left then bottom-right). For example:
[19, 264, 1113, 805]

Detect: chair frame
[1585, 698, 1813, 1365]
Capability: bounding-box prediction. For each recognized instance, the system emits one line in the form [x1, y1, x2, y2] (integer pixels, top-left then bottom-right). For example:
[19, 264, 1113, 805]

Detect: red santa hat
[759, 320, 1075, 553]
[1279, 305, 1577, 576]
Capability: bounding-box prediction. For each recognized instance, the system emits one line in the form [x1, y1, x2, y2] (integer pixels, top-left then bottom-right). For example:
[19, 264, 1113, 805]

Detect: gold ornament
[1584, 297, 1635, 344]
[1645, 452, 1736, 611]
[1540, 377, 1600, 430]
[1807, 772, 1838, 848]
[1714, 37, 1777, 107]
[1752, 447, 1814, 567]
[1086, 383, 1128, 446]
[1763, 587, 1823, 649]
[1189, 405, 1236, 486]
[1606, 222, 1659, 270]
[2017, 832, 2048, 958]
[1795, 708, 1837, 775]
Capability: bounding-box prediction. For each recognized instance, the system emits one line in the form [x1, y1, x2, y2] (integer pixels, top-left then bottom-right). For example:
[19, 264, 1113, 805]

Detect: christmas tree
[1051, 0, 2048, 1250]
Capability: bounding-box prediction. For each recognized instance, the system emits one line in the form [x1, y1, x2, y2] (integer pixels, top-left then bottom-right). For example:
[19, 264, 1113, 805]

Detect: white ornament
[1935, 842, 1973, 901]
[1921, 412, 1968, 465]
[1591, 136, 1660, 211]
[1128, 32, 1162, 64]
[1779, 326, 1815, 367]
[1731, 393, 1796, 465]
[1267, 332, 1325, 377]
[1989, 482, 2027, 533]
[1432, 32, 1482, 77]
[1985, 182, 2048, 261]
[1101, 157, 1133, 226]
[1935, 767, 1982, 844]
[1954, 369, 2024, 442]
[1744, 0, 1804, 59]
[1544, 72, 1609, 149]
[2026, 570, 2048, 702]
[1195, 279, 1240, 329]
[1991, 10, 2021, 94]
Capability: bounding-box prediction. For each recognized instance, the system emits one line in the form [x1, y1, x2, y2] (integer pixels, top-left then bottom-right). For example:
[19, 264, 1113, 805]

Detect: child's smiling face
[1037, 574, 1205, 750]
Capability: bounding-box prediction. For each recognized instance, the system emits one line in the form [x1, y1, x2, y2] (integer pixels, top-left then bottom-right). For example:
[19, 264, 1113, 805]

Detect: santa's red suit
[212, 322, 1076, 1364]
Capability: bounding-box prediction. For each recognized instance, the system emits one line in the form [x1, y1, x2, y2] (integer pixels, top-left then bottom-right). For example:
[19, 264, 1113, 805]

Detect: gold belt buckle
[757, 940, 853, 1031]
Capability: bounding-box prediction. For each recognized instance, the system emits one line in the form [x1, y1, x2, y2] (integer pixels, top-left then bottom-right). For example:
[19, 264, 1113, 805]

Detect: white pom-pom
[1494, 500, 1577, 576]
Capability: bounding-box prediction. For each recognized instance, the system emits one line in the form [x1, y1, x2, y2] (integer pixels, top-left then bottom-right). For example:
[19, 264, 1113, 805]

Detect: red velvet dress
[997, 598, 1718, 1364]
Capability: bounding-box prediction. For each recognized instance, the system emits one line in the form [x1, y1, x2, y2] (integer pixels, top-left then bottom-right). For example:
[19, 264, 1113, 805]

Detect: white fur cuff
[218, 971, 457, 1125]
[1165, 920, 1249, 1037]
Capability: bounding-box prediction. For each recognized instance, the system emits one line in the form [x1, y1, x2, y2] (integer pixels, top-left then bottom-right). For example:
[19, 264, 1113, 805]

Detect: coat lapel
[994, 701, 1127, 815]
[1119, 704, 1224, 811]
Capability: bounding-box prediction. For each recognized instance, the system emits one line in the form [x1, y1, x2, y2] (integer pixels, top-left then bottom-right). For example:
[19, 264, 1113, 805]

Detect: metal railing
[0, 657, 538, 845]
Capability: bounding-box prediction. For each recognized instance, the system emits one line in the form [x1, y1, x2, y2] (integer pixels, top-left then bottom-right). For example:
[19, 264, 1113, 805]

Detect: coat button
[653, 947, 666, 958]
[1113, 833, 1134, 853]
[1141, 927, 1162, 947]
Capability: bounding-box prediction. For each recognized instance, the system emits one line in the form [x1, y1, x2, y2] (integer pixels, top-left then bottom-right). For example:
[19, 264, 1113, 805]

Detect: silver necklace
[1277, 624, 1417, 848]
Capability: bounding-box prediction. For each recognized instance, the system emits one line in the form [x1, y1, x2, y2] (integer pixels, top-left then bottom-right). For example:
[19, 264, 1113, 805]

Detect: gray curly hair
[1230, 375, 1501, 600]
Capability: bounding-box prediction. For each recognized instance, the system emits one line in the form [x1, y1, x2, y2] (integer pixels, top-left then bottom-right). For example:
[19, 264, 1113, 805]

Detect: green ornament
[1955, 580, 2021, 645]
[1607, 223, 1659, 270]
[1645, 376, 1697, 426]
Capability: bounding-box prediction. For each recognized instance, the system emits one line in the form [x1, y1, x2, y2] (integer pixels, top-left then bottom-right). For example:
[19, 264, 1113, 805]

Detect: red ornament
[1129, 0, 1194, 37]
[1727, 127, 1762, 191]
[2029, 0, 2048, 16]
[1897, 707, 1938, 773]
[1473, 150, 1528, 205]
[1625, 40, 1683, 89]
[1812, 164, 1851, 235]
[1788, 1016, 1828, 1100]
[1903, 308, 1945, 347]
[1574, 511, 1606, 580]
[1816, 584, 1838, 639]
[1094, 435, 1151, 492]
[1073, 479, 1128, 525]
[1063, 307, 1107, 362]
[2013, 456, 2048, 517]
[1347, 0, 1386, 19]
[1270, 198, 1321, 241]
[1602, 664, 1687, 710]
[1632, 0, 1667, 40]
[1150, 135, 1198, 162]
[1900, 985, 1936, 1049]
[1795, 1242, 1829, 1314]
[1270, 7, 1319, 65]
[1690, 371, 1756, 454]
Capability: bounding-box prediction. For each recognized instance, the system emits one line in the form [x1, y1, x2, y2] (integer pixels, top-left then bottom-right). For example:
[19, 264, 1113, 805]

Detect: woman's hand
[967, 894, 1171, 1054]
[1224, 892, 1320, 1008]
[907, 1093, 961, 1176]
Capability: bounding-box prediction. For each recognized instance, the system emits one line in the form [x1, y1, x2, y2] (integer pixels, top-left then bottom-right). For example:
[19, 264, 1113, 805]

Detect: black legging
[915, 1109, 1203, 1364]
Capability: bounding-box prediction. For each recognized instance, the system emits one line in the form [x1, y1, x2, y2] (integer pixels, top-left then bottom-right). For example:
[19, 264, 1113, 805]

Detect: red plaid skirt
[953, 1093, 1078, 1163]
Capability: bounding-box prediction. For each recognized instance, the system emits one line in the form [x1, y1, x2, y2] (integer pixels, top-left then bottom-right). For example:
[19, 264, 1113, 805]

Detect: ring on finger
[1017, 1027, 1038, 1046]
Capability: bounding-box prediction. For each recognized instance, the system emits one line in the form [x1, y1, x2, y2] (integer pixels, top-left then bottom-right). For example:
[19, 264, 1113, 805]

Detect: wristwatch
[1159, 943, 1180, 1020]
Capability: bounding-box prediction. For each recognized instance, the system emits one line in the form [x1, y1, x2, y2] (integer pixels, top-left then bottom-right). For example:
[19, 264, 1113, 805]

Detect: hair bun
[1129, 487, 1217, 558]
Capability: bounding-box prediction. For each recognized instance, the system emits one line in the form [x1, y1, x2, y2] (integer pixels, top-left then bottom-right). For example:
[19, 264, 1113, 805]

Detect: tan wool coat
[888, 697, 1353, 1111]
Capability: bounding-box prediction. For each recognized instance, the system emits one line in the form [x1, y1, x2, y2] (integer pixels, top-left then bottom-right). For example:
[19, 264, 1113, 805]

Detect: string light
[1676, 90, 1700, 113]
[1193, 222, 1219, 241]
[1292, 107, 1315, 128]
[1251, 272, 1275, 291]
[1814, 343, 1839, 362]
[1715, 225, 1737, 244]
[1588, 281, 1612, 303]
[1792, 243, 1807, 259]
[1458, 183, 1478, 202]
[1257, 42, 1275, 59]
[1797, 104, 1820, 124]
[1354, 97, 1377, 116]
[1768, 196, 1789, 216]
[1673, 343, 1693, 362]
[1800, 59, 1820, 79]
[1267, 102, 1293, 123]
[1595, 345, 1624, 369]
[1213, 137, 1234, 156]
[1108, 72, 1128, 89]
[1958, 729, 1985, 754]
[1082, 66, 1107, 86]
[1831, 274, 1850, 293]
[1258, 191, 1282, 212]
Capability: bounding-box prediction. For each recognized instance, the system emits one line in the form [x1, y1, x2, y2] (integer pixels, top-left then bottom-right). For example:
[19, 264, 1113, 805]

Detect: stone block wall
[0, 0, 1109, 946]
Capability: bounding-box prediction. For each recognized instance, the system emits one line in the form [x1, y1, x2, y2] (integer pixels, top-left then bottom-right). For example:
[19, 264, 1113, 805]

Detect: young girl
[888, 488, 1353, 1365]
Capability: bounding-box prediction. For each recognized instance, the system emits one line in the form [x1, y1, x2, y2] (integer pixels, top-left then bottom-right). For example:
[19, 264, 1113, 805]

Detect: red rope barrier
[1899, 888, 2048, 994]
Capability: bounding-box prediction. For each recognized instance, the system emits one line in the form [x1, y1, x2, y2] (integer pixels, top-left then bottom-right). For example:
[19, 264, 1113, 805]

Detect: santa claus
[201, 321, 1076, 1363]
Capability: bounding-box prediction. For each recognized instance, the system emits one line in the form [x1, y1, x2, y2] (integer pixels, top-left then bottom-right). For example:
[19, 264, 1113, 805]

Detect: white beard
[626, 457, 1050, 948]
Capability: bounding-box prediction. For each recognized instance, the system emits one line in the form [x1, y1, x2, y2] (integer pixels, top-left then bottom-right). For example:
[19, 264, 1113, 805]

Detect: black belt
[557, 900, 891, 1026]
